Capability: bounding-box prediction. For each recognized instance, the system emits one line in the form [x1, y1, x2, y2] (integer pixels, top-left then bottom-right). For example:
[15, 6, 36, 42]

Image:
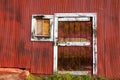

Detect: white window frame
[53, 13, 97, 75]
[57, 17, 91, 47]
[31, 15, 53, 41]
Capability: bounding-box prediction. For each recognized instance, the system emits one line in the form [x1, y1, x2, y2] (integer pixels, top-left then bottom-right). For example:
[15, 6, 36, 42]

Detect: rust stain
[17, 41, 30, 55]
[17, 41, 25, 53]
[0, 0, 21, 22]
[0, 39, 3, 52]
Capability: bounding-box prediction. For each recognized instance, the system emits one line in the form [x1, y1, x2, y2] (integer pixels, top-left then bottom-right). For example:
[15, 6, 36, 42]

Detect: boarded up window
[31, 15, 53, 41]
[35, 19, 50, 37]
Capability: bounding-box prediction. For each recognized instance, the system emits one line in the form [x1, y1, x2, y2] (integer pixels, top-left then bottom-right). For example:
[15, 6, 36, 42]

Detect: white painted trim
[58, 42, 90, 46]
[55, 13, 96, 17]
[53, 16, 58, 73]
[53, 46, 58, 73]
[92, 14, 97, 75]
[31, 15, 53, 41]
[53, 13, 97, 75]
[58, 17, 90, 21]
[50, 19, 54, 41]
[58, 71, 90, 75]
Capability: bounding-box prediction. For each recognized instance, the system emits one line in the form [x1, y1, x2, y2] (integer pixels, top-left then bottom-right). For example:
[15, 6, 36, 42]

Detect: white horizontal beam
[58, 42, 90, 46]
[55, 13, 96, 17]
[58, 18, 90, 21]
[58, 71, 89, 75]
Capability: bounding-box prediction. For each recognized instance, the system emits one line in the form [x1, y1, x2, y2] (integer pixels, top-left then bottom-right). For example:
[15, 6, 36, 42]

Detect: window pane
[35, 19, 43, 36]
[43, 19, 50, 37]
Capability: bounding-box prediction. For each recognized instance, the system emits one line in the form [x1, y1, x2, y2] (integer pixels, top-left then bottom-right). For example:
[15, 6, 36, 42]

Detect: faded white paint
[58, 42, 90, 46]
[31, 15, 53, 41]
[58, 71, 90, 75]
[53, 16, 58, 73]
[58, 17, 90, 21]
[53, 13, 97, 75]
[53, 46, 58, 73]
[55, 13, 96, 17]
[92, 14, 97, 75]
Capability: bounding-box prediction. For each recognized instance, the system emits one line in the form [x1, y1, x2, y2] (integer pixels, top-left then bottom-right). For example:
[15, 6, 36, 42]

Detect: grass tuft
[27, 74, 43, 80]
[27, 73, 109, 80]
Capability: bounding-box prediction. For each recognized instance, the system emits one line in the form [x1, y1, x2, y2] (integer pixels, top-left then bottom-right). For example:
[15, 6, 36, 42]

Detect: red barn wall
[0, 0, 120, 78]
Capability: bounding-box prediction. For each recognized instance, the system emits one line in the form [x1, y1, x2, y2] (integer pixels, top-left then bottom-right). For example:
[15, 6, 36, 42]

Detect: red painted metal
[0, 0, 120, 78]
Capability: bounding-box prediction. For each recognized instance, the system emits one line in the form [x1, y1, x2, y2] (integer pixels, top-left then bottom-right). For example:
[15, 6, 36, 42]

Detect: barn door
[54, 13, 97, 75]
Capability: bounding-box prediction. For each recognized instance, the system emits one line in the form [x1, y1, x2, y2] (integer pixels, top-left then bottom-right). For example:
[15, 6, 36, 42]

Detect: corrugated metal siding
[0, 0, 19, 67]
[0, 0, 120, 78]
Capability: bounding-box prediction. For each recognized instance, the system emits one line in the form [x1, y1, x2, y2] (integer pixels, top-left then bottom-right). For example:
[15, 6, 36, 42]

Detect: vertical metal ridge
[0, 0, 120, 78]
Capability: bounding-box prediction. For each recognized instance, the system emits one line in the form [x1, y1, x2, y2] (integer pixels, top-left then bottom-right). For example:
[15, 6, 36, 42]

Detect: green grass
[27, 73, 109, 80]
[27, 74, 43, 80]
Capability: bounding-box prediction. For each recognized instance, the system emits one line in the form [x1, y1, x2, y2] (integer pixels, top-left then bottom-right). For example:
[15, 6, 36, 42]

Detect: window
[31, 15, 53, 41]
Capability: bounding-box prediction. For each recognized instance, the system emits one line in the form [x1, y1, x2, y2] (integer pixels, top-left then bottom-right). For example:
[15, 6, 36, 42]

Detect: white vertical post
[53, 16, 58, 73]
[50, 19, 53, 41]
[92, 14, 97, 75]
